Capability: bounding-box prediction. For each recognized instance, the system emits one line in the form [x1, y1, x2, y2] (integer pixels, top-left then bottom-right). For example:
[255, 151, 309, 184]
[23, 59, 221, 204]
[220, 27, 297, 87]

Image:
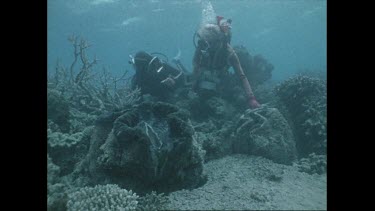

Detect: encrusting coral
[274, 75, 326, 157]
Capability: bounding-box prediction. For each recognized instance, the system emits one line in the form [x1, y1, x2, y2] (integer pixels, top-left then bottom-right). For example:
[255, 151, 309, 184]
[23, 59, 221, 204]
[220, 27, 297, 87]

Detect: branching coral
[48, 35, 141, 115]
[66, 184, 139, 211]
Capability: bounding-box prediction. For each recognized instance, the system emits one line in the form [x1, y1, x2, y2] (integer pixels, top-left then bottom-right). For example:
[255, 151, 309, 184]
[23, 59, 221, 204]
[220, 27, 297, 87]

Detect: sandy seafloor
[166, 154, 326, 210]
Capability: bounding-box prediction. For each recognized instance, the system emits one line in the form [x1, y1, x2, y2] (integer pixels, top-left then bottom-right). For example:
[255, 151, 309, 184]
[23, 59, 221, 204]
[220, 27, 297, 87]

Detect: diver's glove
[248, 96, 261, 109]
[161, 76, 176, 87]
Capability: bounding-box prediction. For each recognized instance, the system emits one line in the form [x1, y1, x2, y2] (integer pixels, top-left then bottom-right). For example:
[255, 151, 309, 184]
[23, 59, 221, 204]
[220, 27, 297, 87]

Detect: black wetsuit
[131, 51, 185, 100]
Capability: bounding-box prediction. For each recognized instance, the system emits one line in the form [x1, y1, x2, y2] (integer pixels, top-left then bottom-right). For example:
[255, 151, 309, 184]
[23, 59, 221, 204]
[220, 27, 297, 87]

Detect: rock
[75, 102, 206, 193]
[232, 105, 297, 164]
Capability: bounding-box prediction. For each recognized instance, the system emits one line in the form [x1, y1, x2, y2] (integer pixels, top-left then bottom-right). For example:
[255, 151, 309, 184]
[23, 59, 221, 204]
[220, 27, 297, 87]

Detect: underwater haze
[47, 0, 327, 210]
[48, 0, 326, 81]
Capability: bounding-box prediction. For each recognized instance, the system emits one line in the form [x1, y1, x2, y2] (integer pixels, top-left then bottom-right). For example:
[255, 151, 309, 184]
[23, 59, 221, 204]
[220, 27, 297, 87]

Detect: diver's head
[217, 16, 232, 33]
[197, 23, 222, 49]
[130, 51, 153, 71]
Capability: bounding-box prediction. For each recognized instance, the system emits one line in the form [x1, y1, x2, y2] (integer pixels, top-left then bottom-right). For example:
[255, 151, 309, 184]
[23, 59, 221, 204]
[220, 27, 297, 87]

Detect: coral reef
[47, 89, 70, 133]
[136, 191, 169, 211]
[274, 75, 326, 157]
[48, 183, 69, 211]
[193, 120, 235, 162]
[48, 155, 70, 211]
[296, 68, 326, 80]
[232, 105, 297, 164]
[47, 154, 60, 184]
[293, 153, 327, 175]
[48, 35, 141, 116]
[47, 127, 93, 175]
[189, 96, 237, 121]
[69, 108, 98, 133]
[66, 184, 139, 211]
[252, 81, 279, 105]
[73, 102, 206, 193]
[47, 36, 326, 211]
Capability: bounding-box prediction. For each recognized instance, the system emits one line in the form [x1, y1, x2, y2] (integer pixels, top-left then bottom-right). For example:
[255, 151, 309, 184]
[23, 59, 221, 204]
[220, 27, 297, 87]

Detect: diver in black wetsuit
[129, 51, 187, 100]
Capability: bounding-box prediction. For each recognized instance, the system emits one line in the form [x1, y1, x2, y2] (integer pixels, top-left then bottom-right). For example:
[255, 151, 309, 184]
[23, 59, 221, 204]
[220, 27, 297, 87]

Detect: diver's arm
[191, 48, 202, 90]
[175, 60, 189, 74]
[160, 63, 184, 88]
[228, 44, 260, 109]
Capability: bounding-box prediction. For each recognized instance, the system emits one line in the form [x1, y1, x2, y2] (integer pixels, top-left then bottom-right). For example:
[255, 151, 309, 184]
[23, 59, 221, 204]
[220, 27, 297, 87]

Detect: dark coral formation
[193, 120, 235, 162]
[73, 102, 206, 193]
[232, 105, 297, 164]
[47, 89, 71, 133]
[189, 96, 237, 121]
[47, 155, 70, 211]
[47, 127, 93, 175]
[252, 81, 279, 105]
[274, 75, 326, 157]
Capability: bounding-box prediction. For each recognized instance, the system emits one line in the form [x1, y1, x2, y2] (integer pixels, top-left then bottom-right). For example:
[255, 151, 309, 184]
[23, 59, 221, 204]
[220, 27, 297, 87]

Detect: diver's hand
[248, 97, 261, 109]
[161, 76, 176, 87]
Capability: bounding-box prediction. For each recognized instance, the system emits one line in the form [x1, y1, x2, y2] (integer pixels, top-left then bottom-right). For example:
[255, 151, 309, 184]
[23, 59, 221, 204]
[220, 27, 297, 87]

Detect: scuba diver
[191, 16, 260, 109]
[129, 51, 186, 100]
[129, 16, 260, 109]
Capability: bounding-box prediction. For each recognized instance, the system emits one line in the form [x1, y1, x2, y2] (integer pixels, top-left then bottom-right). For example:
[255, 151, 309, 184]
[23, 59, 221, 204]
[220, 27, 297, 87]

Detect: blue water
[48, 0, 326, 81]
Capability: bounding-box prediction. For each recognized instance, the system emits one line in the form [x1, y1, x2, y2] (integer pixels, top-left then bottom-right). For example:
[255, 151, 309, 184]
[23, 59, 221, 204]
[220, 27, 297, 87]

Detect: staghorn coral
[66, 184, 138, 211]
[274, 75, 326, 157]
[48, 35, 141, 115]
